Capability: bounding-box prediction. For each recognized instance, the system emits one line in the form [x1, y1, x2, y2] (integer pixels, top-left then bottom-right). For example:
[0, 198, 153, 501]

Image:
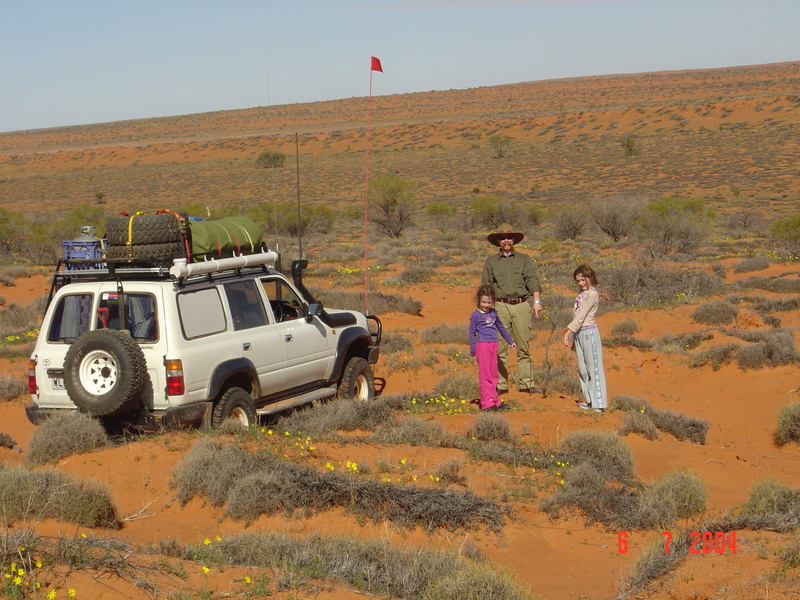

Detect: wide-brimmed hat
[487, 223, 524, 246]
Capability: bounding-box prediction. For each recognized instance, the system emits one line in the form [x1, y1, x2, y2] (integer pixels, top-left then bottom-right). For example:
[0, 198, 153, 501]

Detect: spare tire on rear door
[63, 329, 148, 416]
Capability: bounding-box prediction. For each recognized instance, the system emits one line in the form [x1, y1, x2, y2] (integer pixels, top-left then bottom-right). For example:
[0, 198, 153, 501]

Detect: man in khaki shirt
[481, 223, 542, 394]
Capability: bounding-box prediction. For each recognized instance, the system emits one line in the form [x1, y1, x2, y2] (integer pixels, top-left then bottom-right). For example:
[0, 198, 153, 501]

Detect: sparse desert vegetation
[1, 62, 800, 600]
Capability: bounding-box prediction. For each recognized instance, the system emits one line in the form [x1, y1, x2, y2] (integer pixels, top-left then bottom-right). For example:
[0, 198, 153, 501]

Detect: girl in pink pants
[469, 285, 516, 410]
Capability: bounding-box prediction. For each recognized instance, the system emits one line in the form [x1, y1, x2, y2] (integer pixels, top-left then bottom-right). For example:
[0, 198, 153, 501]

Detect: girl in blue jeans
[470, 285, 516, 410]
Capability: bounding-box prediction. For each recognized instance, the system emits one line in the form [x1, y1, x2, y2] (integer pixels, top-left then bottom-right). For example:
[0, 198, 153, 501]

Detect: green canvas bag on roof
[189, 217, 263, 258]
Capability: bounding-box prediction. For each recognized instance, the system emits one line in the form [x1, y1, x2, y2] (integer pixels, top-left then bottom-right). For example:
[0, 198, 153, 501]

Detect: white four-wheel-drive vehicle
[26, 250, 381, 429]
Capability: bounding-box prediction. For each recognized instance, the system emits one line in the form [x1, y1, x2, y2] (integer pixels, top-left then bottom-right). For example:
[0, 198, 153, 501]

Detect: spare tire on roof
[105, 212, 186, 246]
[63, 329, 148, 417]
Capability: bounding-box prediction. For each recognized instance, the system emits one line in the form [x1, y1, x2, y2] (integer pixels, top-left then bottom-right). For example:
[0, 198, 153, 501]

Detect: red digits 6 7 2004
[617, 531, 737, 554]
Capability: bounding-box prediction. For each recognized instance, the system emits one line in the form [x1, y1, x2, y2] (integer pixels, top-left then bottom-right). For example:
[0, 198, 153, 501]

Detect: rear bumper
[25, 402, 212, 429]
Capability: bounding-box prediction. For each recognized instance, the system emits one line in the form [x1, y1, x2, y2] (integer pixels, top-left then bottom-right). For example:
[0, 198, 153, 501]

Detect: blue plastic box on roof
[62, 226, 105, 270]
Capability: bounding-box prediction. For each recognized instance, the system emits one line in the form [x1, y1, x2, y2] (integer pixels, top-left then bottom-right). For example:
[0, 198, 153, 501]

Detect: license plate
[51, 377, 65, 390]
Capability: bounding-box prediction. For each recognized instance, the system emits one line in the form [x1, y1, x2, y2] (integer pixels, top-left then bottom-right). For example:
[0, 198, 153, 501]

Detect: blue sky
[1, 0, 798, 133]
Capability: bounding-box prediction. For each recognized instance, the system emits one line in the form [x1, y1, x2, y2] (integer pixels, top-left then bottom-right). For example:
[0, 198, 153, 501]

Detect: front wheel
[212, 387, 257, 428]
[338, 357, 375, 401]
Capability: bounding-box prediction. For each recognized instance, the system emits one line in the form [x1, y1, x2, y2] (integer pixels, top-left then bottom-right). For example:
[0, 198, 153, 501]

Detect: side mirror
[307, 302, 323, 322]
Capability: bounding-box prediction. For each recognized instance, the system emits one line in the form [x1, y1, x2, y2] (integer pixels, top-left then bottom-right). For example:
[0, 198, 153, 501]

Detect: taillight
[28, 359, 37, 395]
[165, 359, 185, 395]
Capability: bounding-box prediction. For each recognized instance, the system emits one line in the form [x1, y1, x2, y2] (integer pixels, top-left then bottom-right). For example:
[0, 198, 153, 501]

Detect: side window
[178, 288, 226, 339]
[95, 292, 158, 343]
[47, 294, 93, 342]
[225, 280, 268, 331]
[261, 278, 305, 322]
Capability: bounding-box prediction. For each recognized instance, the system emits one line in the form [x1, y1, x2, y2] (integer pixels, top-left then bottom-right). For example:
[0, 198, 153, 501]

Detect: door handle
[242, 342, 252, 351]
[284, 334, 293, 342]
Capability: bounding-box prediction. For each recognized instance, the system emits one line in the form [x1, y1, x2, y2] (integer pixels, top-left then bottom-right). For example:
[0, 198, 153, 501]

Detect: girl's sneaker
[592, 408, 605, 414]
[577, 402, 591, 410]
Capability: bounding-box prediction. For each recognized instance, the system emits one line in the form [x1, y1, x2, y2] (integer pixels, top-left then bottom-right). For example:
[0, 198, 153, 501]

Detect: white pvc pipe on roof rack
[169, 251, 279, 279]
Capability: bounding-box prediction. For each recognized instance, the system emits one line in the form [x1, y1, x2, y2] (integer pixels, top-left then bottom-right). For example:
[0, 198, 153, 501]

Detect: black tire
[338, 357, 375, 400]
[212, 387, 257, 428]
[63, 329, 148, 417]
[106, 240, 186, 264]
[106, 213, 184, 246]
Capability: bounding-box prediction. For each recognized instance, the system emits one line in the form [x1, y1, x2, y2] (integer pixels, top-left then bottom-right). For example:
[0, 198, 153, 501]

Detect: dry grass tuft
[25, 412, 109, 466]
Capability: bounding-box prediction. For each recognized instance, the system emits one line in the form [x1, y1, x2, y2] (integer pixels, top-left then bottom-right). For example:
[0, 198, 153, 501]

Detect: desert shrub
[622, 535, 689, 596]
[601, 261, 722, 306]
[612, 395, 709, 444]
[770, 214, 800, 259]
[725, 209, 764, 238]
[589, 196, 643, 242]
[636, 197, 712, 258]
[171, 439, 264, 506]
[710, 262, 726, 278]
[369, 173, 416, 238]
[556, 431, 635, 482]
[255, 150, 286, 168]
[739, 479, 800, 528]
[775, 403, 800, 447]
[741, 276, 800, 294]
[648, 409, 709, 445]
[653, 331, 711, 353]
[733, 256, 770, 273]
[691, 300, 738, 325]
[0, 466, 118, 527]
[383, 264, 436, 286]
[690, 343, 741, 370]
[308, 286, 422, 315]
[433, 372, 479, 400]
[540, 462, 639, 528]
[729, 329, 799, 369]
[371, 417, 446, 446]
[420, 560, 529, 600]
[420, 323, 468, 345]
[465, 413, 512, 442]
[0, 432, 16, 449]
[25, 412, 108, 466]
[432, 458, 468, 487]
[635, 470, 707, 528]
[778, 537, 800, 569]
[0, 301, 40, 337]
[470, 195, 522, 229]
[552, 205, 588, 240]
[611, 319, 639, 336]
[276, 396, 394, 438]
[534, 360, 582, 398]
[603, 334, 652, 351]
[188, 533, 529, 600]
[617, 411, 660, 440]
[0, 375, 25, 401]
[182, 442, 509, 532]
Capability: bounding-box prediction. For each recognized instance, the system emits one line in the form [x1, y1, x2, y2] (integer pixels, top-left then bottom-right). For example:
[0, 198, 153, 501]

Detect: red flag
[370, 56, 383, 72]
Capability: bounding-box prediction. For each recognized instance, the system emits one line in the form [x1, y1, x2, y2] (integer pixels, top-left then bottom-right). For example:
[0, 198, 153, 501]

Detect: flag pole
[364, 56, 382, 315]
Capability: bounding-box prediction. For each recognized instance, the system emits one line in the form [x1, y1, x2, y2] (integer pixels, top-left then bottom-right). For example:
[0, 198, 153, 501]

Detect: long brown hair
[573, 264, 598, 286]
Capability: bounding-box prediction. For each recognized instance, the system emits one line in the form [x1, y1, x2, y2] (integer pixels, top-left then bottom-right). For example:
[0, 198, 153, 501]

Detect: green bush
[739, 479, 800, 528]
[770, 214, 800, 259]
[25, 412, 108, 466]
[636, 470, 707, 528]
[775, 403, 800, 446]
[255, 150, 287, 168]
[636, 197, 712, 257]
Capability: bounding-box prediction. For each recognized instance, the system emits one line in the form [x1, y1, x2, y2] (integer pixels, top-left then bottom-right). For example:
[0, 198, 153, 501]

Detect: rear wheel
[338, 357, 374, 401]
[212, 387, 257, 428]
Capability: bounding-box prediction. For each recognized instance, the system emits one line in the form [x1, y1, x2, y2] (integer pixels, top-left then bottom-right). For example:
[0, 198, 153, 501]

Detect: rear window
[178, 287, 226, 339]
[47, 293, 93, 342]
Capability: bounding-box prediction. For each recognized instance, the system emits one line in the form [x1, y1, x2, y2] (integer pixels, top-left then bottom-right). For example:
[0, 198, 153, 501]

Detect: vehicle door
[260, 277, 332, 387]
[223, 279, 285, 396]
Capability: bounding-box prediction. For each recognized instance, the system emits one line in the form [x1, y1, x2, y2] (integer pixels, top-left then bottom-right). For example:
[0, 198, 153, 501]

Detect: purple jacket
[469, 308, 514, 354]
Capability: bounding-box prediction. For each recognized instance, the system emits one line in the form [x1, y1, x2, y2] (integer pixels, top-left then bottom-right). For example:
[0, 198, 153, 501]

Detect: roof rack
[170, 250, 279, 280]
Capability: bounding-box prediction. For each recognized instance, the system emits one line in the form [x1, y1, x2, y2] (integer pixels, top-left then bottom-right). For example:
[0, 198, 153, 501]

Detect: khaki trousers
[494, 300, 534, 391]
